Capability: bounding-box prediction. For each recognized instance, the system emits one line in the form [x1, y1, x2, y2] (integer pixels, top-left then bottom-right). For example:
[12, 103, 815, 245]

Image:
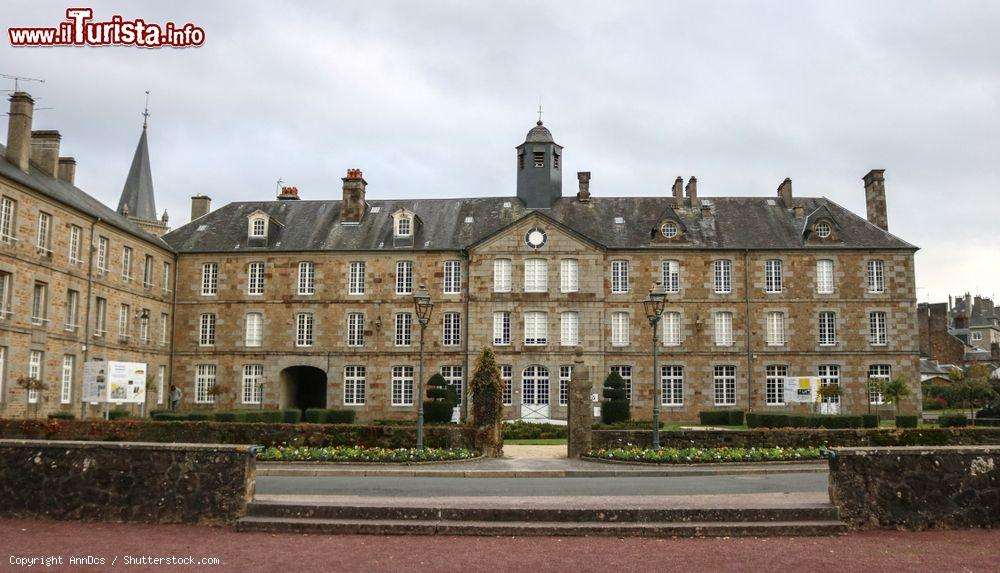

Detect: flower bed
[255, 445, 479, 463]
[585, 446, 823, 464]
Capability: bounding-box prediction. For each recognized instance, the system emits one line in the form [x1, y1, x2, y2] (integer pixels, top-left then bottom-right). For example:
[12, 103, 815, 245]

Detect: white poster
[82, 360, 147, 404]
[783, 376, 821, 403]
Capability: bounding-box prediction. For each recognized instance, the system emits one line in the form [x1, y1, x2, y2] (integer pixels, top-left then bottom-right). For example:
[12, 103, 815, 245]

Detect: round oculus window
[524, 227, 547, 249]
[661, 221, 679, 238]
[815, 221, 832, 238]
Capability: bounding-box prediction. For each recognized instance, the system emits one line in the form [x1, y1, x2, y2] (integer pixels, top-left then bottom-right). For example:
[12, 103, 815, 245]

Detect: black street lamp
[643, 284, 667, 449]
[413, 283, 434, 449]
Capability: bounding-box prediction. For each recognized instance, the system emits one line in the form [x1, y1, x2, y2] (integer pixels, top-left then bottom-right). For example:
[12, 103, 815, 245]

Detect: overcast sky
[3, 1, 998, 302]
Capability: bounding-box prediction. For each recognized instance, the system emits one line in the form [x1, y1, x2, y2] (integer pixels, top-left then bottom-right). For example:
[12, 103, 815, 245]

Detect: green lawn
[504, 438, 568, 445]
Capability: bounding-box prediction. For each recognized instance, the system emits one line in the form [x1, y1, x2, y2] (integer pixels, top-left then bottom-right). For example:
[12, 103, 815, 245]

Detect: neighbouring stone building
[0, 90, 922, 422]
[918, 294, 1000, 367]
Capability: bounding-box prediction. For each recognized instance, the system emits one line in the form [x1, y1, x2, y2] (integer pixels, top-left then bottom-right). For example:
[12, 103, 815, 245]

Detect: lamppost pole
[643, 285, 666, 450]
[413, 284, 434, 450]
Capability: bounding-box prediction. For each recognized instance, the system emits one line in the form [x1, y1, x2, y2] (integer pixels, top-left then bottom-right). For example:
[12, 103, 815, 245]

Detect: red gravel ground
[2, 519, 998, 573]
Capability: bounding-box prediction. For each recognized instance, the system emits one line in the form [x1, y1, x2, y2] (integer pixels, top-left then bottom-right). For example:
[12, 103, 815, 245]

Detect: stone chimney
[673, 176, 684, 209]
[57, 157, 76, 185]
[190, 194, 211, 221]
[686, 176, 698, 208]
[863, 169, 888, 231]
[277, 186, 300, 200]
[341, 168, 367, 224]
[991, 342, 1000, 361]
[5, 92, 34, 172]
[30, 130, 61, 177]
[576, 171, 591, 202]
[778, 177, 793, 209]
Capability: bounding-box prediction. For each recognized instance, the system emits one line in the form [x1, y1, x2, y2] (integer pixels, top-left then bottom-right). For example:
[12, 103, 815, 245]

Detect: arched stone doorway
[279, 366, 328, 411]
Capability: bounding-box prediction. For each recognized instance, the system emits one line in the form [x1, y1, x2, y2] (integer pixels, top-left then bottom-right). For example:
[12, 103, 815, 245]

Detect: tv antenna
[0, 73, 45, 92]
[276, 177, 284, 194]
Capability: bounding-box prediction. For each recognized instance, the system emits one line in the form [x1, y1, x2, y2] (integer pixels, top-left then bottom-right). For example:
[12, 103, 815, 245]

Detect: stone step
[236, 516, 848, 537]
[245, 501, 841, 523]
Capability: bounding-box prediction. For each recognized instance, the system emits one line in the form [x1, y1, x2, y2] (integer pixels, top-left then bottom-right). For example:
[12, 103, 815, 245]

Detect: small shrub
[938, 414, 968, 428]
[975, 404, 1000, 427]
[186, 412, 211, 421]
[245, 410, 283, 423]
[282, 409, 302, 424]
[923, 397, 947, 411]
[47, 412, 76, 420]
[423, 374, 454, 424]
[861, 414, 879, 428]
[213, 411, 248, 423]
[601, 372, 630, 425]
[304, 408, 327, 424]
[326, 409, 356, 424]
[699, 410, 744, 426]
[107, 410, 130, 420]
[150, 411, 185, 421]
[895, 415, 918, 428]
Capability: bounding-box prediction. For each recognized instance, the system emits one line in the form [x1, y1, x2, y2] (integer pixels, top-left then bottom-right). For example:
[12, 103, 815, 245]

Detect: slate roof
[0, 143, 171, 250]
[524, 121, 555, 143]
[162, 194, 917, 254]
[117, 125, 158, 221]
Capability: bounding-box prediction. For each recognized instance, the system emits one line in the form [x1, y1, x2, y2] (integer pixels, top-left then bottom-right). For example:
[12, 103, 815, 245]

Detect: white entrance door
[521, 365, 550, 420]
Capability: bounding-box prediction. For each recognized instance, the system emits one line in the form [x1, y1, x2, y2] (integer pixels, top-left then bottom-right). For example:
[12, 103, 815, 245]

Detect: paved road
[256, 472, 827, 497]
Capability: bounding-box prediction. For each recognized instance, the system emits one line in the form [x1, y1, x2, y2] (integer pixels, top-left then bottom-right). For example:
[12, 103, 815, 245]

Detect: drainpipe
[168, 256, 178, 410]
[461, 249, 471, 422]
[744, 250, 753, 413]
[80, 217, 100, 419]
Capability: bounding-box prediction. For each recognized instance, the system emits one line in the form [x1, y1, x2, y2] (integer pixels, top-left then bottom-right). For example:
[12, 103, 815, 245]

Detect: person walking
[169, 385, 182, 411]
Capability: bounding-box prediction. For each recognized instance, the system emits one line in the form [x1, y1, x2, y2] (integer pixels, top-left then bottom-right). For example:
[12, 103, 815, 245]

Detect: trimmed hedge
[699, 410, 745, 426]
[46, 412, 76, 420]
[895, 415, 919, 428]
[503, 421, 568, 440]
[592, 427, 1000, 449]
[862, 414, 879, 429]
[282, 409, 302, 424]
[107, 410, 130, 420]
[939, 414, 968, 428]
[746, 413, 863, 429]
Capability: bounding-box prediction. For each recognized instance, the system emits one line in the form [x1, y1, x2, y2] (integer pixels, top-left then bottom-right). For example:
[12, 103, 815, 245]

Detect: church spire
[117, 92, 168, 236]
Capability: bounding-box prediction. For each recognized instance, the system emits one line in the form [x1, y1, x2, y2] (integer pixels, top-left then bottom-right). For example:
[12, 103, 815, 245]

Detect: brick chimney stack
[778, 177, 793, 209]
[673, 176, 684, 209]
[30, 130, 61, 177]
[341, 168, 367, 224]
[686, 176, 698, 208]
[863, 169, 888, 231]
[57, 157, 76, 185]
[5, 92, 34, 172]
[576, 172, 591, 202]
[190, 194, 211, 221]
[277, 186, 300, 200]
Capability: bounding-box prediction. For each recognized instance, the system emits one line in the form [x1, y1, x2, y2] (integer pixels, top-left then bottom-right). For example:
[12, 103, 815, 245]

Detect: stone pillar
[567, 354, 593, 459]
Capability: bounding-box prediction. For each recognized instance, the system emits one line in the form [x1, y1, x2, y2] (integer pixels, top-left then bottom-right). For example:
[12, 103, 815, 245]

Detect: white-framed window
[661, 221, 679, 238]
[344, 365, 366, 405]
[443, 260, 461, 294]
[60, 354, 74, 404]
[396, 260, 413, 295]
[242, 364, 263, 404]
[443, 312, 461, 346]
[493, 259, 512, 292]
[0, 347, 4, 397]
[160, 313, 170, 345]
[199, 313, 216, 346]
[395, 312, 412, 346]
[560, 259, 579, 293]
[121, 246, 133, 281]
[298, 262, 315, 295]
[816, 259, 834, 294]
[349, 261, 365, 295]
[818, 311, 837, 346]
[96, 236, 108, 272]
[64, 289, 79, 331]
[395, 215, 412, 238]
[94, 297, 107, 335]
[68, 225, 82, 264]
[971, 331, 983, 342]
[815, 221, 832, 238]
[765, 364, 788, 405]
[118, 303, 131, 339]
[157, 365, 166, 404]
[245, 312, 263, 347]
[139, 311, 150, 342]
[819, 364, 840, 405]
[162, 261, 172, 292]
[713, 365, 737, 406]
[868, 364, 890, 405]
[249, 216, 267, 238]
[521, 365, 550, 405]
[141, 254, 154, 288]
[296, 313, 314, 347]
[610, 365, 632, 401]
[0, 196, 15, 242]
[764, 259, 783, 293]
[247, 262, 265, 295]
[28, 350, 43, 403]
[661, 365, 684, 406]
[559, 365, 572, 406]
[195, 364, 217, 404]
[524, 259, 547, 292]
[36, 212, 51, 253]
[442, 365, 463, 405]
[391, 365, 414, 406]
[867, 260, 885, 293]
[662, 260, 680, 293]
[501, 364, 513, 406]
[0, 272, 10, 319]
[714, 260, 732, 294]
[347, 312, 364, 347]
[524, 311, 548, 345]
[611, 260, 629, 294]
[611, 312, 630, 346]
[493, 311, 511, 345]
[714, 311, 733, 346]
[560, 311, 579, 346]
[765, 311, 786, 346]
[869, 311, 887, 346]
[31, 282, 48, 325]
[201, 262, 218, 295]
[663, 311, 681, 346]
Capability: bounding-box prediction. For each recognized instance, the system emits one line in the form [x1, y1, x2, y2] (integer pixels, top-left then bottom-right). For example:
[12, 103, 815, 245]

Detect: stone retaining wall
[592, 428, 1000, 450]
[828, 446, 1000, 529]
[0, 419, 478, 450]
[0, 440, 256, 524]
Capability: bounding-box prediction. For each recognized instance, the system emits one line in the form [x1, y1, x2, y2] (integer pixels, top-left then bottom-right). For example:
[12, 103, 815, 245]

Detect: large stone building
[0, 91, 922, 421]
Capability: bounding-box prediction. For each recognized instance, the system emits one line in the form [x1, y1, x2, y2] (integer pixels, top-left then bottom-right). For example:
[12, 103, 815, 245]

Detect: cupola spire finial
[536, 98, 543, 125]
[142, 90, 150, 129]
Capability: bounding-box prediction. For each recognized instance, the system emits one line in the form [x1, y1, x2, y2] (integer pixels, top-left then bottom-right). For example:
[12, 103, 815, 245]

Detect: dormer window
[815, 220, 832, 238]
[396, 216, 412, 237]
[247, 211, 270, 240]
[661, 221, 679, 238]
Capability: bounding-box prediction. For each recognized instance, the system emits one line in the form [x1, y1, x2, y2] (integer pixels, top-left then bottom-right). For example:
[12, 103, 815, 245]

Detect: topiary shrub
[601, 372, 630, 425]
[282, 409, 302, 424]
[938, 413, 968, 428]
[470, 348, 504, 457]
[861, 414, 879, 428]
[326, 409, 356, 424]
[47, 412, 76, 420]
[304, 408, 327, 424]
[424, 373, 454, 424]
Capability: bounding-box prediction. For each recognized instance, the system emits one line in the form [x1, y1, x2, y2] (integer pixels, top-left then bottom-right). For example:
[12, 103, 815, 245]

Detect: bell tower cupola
[516, 114, 562, 209]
